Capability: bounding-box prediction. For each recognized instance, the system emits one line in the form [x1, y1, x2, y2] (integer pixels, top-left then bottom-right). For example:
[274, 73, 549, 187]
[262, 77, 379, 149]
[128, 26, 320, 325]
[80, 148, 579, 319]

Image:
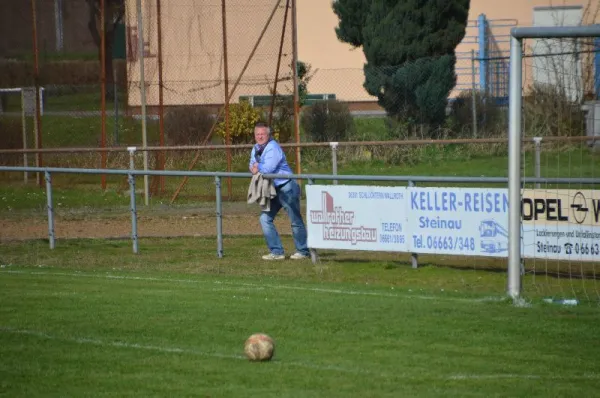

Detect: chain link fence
[1, 2, 599, 203]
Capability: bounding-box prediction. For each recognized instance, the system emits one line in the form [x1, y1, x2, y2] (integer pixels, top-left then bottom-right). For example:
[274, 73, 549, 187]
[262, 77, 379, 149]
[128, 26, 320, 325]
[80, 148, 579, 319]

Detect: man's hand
[250, 163, 259, 175]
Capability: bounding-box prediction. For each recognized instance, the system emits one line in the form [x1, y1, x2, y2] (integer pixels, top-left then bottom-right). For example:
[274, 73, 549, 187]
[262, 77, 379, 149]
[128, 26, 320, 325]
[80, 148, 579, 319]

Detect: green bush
[523, 83, 585, 137]
[215, 101, 262, 145]
[164, 106, 216, 145]
[269, 97, 295, 143]
[448, 90, 507, 137]
[300, 100, 354, 142]
[384, 117, 411, 140]
[0, 117, 24, 165]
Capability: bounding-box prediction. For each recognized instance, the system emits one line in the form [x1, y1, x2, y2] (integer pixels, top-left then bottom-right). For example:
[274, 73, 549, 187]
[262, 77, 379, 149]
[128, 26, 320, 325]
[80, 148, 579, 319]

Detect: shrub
[0, 117, 24, 165]
[215, 101, 262, 144]
[164, 106, 216, 145]
[523, 83, 585, 137]
[447, 90, 507, 138]
[300, 100, 354, 142]
[269, 97, 294, 143]
[384, 117, 411, 140]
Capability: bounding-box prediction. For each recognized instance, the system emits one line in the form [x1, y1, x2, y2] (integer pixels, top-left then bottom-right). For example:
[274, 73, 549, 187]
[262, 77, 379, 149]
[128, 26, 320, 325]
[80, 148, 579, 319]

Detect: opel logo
[570, 192, 588, 224]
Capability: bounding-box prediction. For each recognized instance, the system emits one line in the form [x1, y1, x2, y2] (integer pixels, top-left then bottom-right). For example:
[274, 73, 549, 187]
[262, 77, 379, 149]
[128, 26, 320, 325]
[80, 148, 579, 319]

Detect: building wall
[124, 0, 294, 107]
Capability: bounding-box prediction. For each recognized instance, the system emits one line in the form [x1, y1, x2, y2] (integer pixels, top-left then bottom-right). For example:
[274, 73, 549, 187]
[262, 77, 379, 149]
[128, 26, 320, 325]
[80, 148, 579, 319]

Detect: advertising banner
[521, 189, 600, 261]
[406, 187, 509, 257]
[305, 185, 409, 252]
[305, 185, 599, 262]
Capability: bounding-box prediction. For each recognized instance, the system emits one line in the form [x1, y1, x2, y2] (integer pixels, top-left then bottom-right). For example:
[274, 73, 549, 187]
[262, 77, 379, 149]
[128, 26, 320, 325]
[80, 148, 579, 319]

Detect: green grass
[1, 114, 159, 148]
[44, 90, 127, 112]
[1, 249, 599, 397]
[0, 184, 134, 211]
[0, 236, 597, 301]
[351, 117, 389, 141]
[1, 88, 126, 113]
[40, 114, 158, 146]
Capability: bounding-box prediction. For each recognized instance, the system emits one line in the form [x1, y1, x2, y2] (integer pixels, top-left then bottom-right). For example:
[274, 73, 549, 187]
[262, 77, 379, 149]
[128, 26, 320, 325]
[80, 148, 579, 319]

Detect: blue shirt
[249, 140, 292, 187]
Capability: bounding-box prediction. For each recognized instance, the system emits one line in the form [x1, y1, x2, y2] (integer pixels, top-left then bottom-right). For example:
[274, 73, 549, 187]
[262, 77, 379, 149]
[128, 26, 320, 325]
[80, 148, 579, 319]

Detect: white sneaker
[262, 253, 285, 260]
[290, 252, 310, 260]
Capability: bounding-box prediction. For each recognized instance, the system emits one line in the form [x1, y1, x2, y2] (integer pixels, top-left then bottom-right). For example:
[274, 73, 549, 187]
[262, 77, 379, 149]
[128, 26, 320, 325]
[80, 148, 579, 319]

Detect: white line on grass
[1, 326, 598, 382]
[0, 269, 505, 304]
[0, 326, 240, 359]
[449, 374, 600, 381]
[0, 326, 374, 376]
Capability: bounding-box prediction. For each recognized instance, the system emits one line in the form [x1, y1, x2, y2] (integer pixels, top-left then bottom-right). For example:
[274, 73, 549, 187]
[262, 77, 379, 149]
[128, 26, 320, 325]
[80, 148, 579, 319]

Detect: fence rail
[2, 165, 600, 250]
[2, 165, 599, 300]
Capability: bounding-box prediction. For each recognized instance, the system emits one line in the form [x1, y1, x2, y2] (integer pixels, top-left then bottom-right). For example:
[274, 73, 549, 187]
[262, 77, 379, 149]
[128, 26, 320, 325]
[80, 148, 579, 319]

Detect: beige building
[125, 0, 600, 109]
[124, 0, 295, 108]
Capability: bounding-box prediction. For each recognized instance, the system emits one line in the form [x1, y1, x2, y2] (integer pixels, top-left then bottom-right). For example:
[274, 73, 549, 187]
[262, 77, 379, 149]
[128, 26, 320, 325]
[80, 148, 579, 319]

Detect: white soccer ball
[244, 333, 275, 361]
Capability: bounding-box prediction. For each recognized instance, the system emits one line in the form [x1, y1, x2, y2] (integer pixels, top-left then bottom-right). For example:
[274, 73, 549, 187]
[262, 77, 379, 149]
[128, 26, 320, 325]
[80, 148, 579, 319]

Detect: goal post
[0, 87, 45, 183]
[507, 24, 600, 299]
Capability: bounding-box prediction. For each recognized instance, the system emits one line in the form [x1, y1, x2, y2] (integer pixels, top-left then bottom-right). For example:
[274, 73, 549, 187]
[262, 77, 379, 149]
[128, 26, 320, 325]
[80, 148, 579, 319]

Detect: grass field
[1, 256, 600, 397]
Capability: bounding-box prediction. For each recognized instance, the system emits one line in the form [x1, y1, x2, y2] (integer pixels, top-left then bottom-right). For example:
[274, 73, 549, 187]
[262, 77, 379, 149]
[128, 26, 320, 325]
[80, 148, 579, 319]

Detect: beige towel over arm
[247, 173, 277, 211]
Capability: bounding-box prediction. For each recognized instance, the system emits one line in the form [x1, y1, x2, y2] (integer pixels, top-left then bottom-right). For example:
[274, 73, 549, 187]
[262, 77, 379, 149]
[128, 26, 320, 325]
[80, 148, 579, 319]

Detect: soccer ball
[244, 333, 275, 361]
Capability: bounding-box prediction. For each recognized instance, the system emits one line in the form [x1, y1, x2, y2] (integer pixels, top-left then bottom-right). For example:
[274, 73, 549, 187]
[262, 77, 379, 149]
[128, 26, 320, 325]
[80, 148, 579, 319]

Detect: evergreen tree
[333, 0, 470, 127]
[332, 0, 370, 47]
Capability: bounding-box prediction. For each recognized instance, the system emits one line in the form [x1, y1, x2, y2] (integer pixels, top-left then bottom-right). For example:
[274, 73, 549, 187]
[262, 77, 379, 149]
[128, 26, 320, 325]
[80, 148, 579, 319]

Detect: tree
[333, 0, 470, 128]
[332, 0, 370, 47]
[86, 0, 125, 96]
[297, 60, 315, 107]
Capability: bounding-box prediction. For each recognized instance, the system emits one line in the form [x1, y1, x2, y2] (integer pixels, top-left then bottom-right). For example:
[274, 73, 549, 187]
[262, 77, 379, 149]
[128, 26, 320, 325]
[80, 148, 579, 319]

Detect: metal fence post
[307, 177, 319, 264]
[215, 176, 223, 258]
[330, 142, 338, 185]
[128, 147, 139, 254]
[128, 146, 136, 170]
[45, 170, 55, 249]
[21, 89, 28, 183]
[533, 137, 542, 189]
[129, 172, 139, 254]
[408, 180, 418, 269]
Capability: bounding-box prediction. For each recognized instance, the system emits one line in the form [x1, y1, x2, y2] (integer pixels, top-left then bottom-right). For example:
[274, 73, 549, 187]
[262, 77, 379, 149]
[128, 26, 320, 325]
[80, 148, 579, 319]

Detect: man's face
[254, 127, 270, 145]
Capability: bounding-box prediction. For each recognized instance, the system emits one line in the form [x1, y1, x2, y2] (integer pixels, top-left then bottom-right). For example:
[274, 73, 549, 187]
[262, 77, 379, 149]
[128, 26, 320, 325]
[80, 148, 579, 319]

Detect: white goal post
[507, 25, 600, 299]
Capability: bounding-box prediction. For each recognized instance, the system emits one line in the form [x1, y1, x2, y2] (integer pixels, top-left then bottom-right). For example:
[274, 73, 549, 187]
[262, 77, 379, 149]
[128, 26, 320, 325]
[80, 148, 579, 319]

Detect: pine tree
[332, 0, 370, 47]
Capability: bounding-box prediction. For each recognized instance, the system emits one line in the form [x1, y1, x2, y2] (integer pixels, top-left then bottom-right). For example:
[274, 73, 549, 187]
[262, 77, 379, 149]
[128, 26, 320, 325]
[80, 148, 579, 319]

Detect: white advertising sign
[406, 187, 510, 257]
[305, 185, 409, 252]
[305, 185, 600, 262]
[521, 189, 600, 262]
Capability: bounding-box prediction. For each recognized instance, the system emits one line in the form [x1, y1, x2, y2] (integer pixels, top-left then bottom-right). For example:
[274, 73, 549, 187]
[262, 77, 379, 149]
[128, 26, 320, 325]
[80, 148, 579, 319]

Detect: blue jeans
[259, 179, 309, 256]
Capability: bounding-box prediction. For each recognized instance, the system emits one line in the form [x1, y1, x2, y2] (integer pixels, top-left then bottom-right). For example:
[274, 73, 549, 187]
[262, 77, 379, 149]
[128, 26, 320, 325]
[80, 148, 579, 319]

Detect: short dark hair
[254, 122, 271, 135]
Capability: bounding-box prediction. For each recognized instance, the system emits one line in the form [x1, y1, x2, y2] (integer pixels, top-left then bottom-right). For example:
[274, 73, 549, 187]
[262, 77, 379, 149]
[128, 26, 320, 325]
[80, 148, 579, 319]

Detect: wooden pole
[291, 0, 301, 178]
[31, 0, 43, 187]
[157, 0, 165, 192]
[100, 0, 107, 189]
[269, 0, 290, 127]
[222, 0, 232, 200]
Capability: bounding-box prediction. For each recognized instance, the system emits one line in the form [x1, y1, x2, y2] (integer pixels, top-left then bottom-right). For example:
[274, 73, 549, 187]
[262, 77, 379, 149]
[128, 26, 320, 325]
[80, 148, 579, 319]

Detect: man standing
[249, 122, 310, 260]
